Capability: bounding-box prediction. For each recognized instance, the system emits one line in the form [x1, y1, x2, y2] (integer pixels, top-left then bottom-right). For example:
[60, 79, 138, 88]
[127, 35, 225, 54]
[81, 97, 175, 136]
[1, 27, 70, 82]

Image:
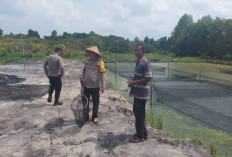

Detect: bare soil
[0, 60, 211, 157]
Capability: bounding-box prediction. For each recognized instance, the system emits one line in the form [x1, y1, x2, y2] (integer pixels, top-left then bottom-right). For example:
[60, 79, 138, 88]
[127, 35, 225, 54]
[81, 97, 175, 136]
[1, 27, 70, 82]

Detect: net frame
[70, 84, 88, 127]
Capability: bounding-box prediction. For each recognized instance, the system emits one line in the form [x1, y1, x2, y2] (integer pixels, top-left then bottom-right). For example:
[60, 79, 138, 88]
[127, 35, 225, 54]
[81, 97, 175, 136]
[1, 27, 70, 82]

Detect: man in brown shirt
[43, 47, 64, 106]
[80, 46, 106, 123]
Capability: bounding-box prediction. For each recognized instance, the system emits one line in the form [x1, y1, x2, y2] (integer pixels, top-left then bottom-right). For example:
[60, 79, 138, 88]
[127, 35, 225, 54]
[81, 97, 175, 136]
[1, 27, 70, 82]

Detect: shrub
[209, 142, 217, 157]
[22, 50, 32, 58]
[0, 51, 7, 57]
[156, 115, 164, 130]
[146, 112, 155, 127]
[223, 55, 232, 61]
[192, 138, 203, 146]
[199, 53, 210, 59]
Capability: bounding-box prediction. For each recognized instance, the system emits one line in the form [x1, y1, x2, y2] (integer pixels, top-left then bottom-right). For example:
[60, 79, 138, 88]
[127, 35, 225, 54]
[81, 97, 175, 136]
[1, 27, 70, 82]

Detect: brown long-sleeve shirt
[43, 53, 64, 77]
[81, 58, 105, 88]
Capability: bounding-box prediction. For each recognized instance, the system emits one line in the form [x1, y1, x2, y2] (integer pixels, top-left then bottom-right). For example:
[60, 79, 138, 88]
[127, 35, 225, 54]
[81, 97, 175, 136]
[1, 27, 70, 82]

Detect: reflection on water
[106, 62, 232, 157]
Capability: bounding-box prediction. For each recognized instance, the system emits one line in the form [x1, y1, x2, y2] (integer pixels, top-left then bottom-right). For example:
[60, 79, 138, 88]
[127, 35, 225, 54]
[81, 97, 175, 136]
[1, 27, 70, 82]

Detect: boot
[53, 101, 63, 106]
[54, 89, 62, 106]
[47, 96, 52, 103]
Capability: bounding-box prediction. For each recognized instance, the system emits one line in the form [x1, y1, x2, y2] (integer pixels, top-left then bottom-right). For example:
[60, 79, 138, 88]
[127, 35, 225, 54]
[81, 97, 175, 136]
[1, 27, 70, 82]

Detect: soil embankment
[0, 60, 211, 157]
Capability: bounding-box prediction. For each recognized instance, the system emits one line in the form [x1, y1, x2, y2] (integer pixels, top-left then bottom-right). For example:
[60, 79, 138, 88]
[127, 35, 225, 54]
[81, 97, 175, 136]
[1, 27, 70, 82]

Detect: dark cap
[55, 47, 62, 53]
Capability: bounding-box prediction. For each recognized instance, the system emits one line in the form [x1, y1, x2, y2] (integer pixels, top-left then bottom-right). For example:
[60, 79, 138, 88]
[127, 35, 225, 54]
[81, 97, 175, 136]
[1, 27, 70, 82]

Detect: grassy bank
[0, 50, 205, 64]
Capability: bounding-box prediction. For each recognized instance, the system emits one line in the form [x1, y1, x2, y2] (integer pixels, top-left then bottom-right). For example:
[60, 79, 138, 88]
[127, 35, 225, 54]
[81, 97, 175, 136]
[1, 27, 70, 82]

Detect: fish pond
[105, 62, 232, 157]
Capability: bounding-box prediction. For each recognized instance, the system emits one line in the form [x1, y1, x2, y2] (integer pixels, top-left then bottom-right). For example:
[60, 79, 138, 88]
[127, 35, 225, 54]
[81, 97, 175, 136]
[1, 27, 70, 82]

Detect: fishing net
[106, 63, 134, 80]
[154, 65, 232, 133]
[70, 85, 88, 127]
[106, 62, 232, 133]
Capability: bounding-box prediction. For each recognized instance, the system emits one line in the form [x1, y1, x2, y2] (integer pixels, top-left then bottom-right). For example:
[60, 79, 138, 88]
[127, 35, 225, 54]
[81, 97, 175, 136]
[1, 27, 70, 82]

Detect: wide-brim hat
[85, 46, 101, 58]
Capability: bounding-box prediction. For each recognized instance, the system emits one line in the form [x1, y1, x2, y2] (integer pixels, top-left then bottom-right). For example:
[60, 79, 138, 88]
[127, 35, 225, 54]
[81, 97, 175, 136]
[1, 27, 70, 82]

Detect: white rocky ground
[0, 60, 211, 157]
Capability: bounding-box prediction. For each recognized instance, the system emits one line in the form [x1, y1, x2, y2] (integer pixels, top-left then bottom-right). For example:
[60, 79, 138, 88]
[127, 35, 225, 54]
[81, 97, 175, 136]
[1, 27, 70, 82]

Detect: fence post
[148, 59, 153, 104]
[168, 55, 170, 77]
[20, 34, 25, 69]
[200, 63, 202, 79]
[115, 60, 118, 89]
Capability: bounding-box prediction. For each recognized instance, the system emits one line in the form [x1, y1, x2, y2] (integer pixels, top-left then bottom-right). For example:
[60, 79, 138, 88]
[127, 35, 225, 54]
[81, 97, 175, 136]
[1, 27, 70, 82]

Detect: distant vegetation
[1, 14, 232, 64]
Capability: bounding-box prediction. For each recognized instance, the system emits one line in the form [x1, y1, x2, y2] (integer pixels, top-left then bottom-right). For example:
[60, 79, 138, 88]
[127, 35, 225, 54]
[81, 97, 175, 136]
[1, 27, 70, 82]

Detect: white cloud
[1, 0, 232, 40]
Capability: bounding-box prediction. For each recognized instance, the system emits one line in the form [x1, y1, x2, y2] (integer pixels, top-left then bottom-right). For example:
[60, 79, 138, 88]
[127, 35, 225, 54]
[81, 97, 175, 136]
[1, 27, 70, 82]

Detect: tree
[89, 31, 96, 36]
[27, 29, 40, 38]
[62, 32, 71, 39]
[144, 36, 149, 43]
[172, 14, 193, 39]
[51, 30, 57, 38]
[0, 28, 3, 37]
[154, 36, 169, 50]
[133, 37, 140, 42]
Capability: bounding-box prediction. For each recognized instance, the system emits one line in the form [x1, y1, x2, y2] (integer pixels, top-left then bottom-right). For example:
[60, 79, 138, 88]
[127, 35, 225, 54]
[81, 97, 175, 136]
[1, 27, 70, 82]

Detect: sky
[1, 0, 232, 41]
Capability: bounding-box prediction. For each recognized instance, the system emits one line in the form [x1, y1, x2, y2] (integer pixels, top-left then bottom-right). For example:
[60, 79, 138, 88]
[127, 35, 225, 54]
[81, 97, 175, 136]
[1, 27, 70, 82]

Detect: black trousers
[82, 87, 100, 119]
[48, 76, 62, 103]
[133, 97, 148, 139]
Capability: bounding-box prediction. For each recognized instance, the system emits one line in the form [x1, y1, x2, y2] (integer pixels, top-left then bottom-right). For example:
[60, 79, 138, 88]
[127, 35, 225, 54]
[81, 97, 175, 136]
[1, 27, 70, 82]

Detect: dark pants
[48, 76, 62, 103]
[133, 97, 148, 139]
[82, 87, 100, 119]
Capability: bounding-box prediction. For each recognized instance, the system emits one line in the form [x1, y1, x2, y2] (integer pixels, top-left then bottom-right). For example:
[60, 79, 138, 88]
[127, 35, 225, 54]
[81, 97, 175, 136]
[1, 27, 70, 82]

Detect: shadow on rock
[22, 103, 50, 109]
[98, 132, 131, 150]
[24, 145, 46, 157]
[0, 84, 49, 100]
[44, 118, 81, 138]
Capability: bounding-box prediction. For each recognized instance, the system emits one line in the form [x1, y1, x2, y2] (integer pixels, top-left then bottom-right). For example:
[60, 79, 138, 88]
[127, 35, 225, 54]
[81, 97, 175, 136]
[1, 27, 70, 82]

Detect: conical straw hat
[85, 46, 101, 58]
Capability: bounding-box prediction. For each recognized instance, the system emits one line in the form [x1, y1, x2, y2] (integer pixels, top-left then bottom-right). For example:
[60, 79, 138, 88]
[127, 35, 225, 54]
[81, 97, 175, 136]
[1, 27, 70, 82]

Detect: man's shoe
[47, 96, 52, 103]
[93, 118, 99, 124]
[134, 133, 148, 140]
[53, 102, 63, 106]
[129, 137, 144, 143]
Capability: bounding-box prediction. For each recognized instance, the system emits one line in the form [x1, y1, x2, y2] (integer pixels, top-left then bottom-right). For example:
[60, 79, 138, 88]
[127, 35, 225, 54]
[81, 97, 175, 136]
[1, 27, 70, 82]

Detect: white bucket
[120, 82, 128, 91]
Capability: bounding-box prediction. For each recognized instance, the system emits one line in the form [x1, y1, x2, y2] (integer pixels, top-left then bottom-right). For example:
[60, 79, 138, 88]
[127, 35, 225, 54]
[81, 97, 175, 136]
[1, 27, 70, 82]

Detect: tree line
[157, 14, 232, 60]
[1, 14, 232, 60]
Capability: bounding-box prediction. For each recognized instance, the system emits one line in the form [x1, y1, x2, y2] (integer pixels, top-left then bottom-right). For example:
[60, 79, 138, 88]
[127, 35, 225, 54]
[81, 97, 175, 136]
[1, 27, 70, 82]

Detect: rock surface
[0, 60, 211, 157]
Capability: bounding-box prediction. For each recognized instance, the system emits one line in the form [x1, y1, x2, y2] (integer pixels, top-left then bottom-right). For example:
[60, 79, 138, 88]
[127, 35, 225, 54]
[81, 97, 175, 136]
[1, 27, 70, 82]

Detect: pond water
[106, 62, 232, 157]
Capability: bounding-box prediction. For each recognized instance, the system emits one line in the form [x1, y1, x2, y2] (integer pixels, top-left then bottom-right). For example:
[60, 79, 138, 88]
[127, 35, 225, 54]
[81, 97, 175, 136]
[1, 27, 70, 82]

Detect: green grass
[0, 50, 206, 65]
[149, 106, 232, 157]
[177, 57, 205, 63]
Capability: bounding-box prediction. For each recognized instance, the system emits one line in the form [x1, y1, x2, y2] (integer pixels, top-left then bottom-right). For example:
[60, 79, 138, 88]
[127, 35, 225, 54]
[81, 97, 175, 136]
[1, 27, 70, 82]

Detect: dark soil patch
[0, 74, 25, 85]
[0, 84, 49, 100]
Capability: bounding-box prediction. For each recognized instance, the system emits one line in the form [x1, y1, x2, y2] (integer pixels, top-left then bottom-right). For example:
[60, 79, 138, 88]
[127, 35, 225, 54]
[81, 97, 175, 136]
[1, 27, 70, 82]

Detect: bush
[223, 55, 232, 61]
[46, 51, 51, 56]
[209, 142, 217, 157]
[156, 115, 164, 130]
[199, 53, 211, 59]
[0, 51, 7, 57]
[62, 48, 73, 57]
[22, 50, 32, 58]
[192, 138, 203, 146]
[146, 112, 155, 127]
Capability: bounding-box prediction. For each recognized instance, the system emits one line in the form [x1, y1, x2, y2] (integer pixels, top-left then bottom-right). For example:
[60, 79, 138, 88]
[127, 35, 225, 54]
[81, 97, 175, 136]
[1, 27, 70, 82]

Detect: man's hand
[100, 88, 104, 94]
[80, 78, 84, 83]
[128, 81, 136, 87]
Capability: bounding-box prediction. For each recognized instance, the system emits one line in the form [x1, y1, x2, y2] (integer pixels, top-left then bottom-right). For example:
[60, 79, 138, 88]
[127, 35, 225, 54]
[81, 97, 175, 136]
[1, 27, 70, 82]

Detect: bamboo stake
[20, 34, 25, 69]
